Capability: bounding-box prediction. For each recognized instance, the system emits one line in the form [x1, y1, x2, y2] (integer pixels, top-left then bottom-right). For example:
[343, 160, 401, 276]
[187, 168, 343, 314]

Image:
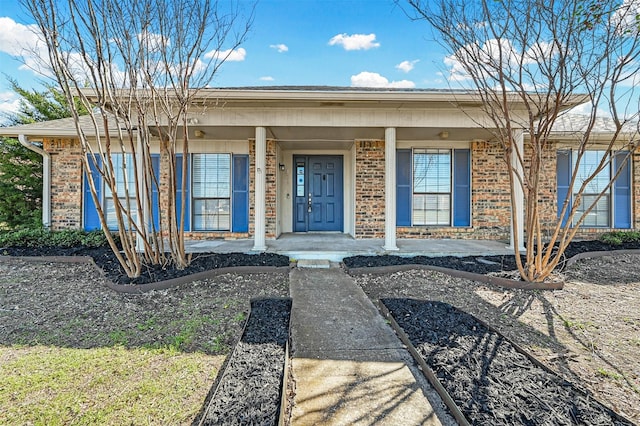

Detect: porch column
[509, 129, 525, 251]
[253, 126, 267, 251]
[384, 127, 399, 251]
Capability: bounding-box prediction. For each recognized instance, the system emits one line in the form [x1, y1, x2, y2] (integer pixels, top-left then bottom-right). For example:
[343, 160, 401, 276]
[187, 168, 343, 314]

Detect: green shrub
[600, 231, 640, 246]
[0, 228, 112, 248]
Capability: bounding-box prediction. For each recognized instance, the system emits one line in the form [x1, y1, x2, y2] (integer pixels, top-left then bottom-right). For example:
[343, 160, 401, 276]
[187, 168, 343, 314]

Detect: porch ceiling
[185, 125, 496, 143]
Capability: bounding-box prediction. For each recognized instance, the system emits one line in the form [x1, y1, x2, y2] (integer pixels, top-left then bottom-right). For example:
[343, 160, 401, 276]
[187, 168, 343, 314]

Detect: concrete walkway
[288, 266, 452, 425]
[187, 233, 514, 262]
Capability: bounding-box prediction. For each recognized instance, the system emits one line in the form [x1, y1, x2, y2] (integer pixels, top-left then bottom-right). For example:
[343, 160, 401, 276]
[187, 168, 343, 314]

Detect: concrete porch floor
[185, 233, 514, 262]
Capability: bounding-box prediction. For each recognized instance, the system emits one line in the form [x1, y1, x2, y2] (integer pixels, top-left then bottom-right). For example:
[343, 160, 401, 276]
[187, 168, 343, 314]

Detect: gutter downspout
[18, 135, 51, 229]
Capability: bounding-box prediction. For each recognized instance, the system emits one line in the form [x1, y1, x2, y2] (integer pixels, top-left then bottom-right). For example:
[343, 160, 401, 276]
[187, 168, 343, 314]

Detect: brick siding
[43, 138, 83, 230]
[354, 140, 386, 238]
[44, 136, 638, 241]
[249, 139, 277, 239]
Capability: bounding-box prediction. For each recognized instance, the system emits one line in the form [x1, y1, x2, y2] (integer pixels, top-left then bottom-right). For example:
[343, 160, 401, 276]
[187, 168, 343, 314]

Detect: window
[192, 153, 231, 231]
[412, 149, 452, 225]
[573, 150, 610, 227]
[557, 149, 632, 229]
[104, 153, 137, 229]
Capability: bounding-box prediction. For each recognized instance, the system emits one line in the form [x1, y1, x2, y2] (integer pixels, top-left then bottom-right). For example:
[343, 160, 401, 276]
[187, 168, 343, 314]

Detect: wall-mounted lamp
[279, 163, 285, 171]
[438, 131, 449, 140]
[194, 130, 205, 138]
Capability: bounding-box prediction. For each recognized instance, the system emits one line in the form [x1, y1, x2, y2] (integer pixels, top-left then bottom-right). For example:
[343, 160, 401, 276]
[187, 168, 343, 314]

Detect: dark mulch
[199, 298, 292, 425]
[1, 246, 290, 285]
[382, 298, 634, 426]
[4, 239, 639, 284]
[343, 240, 640, 273]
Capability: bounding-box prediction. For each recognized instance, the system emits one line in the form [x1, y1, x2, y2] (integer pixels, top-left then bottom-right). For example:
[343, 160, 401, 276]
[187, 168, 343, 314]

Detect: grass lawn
[0, 259, 290, 425]
[0, 345, 224, 425]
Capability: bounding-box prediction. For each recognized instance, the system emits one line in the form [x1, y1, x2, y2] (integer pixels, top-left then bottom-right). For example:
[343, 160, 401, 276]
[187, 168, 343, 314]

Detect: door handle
[307, 193, 312, 213]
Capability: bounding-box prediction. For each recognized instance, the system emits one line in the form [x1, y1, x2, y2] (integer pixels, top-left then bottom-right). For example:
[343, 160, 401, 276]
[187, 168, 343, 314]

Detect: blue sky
[0, 0, 451, 120]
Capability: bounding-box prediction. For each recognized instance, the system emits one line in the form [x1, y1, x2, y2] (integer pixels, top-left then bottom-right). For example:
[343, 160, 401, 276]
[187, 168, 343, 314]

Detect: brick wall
[44, 136, 639, 242]
[249, 139, 277, 239]
[529, 142, 559, 234]
[354, 140, 386, 238]
[44, 138, 84, 230]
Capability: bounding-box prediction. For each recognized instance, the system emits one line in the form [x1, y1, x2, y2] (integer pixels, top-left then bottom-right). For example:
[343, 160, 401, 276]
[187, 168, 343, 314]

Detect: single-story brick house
[1, 87, 637, 251]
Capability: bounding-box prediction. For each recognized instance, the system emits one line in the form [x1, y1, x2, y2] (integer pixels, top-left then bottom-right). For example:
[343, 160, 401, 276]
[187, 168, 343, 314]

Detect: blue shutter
[453, 149, 471, 227]
[557, 150, 572, 227]
[396, 149, 412, 226]
[83, 154, 102, 231]
[175, 154, 190, 231]
[232, 154, 249, 232]
[614, 151, 631, 229]
[150, 154, 161, 230]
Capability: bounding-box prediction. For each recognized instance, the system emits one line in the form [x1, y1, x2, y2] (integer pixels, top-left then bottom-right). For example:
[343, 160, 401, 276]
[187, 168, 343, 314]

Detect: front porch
[185, 233, 514, 262]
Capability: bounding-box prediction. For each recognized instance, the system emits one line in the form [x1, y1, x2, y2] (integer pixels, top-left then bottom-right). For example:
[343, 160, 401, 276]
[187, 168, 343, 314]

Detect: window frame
[411, 148, 453, 226]
[571, 150, 612, 228]
[103, 153, 138, 230]
[191, 153, 232, 232]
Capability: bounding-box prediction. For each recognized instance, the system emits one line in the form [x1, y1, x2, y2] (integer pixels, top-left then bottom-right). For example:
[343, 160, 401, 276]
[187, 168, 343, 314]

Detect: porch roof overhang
[0, 87, 588, 142]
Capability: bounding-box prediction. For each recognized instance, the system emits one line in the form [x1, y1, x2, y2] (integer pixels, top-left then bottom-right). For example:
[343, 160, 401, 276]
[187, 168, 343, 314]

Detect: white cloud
[204, 47, 246, 62]
[329, 33, 380, 51]
[260, 76, 275, 81]
[350, 71, 415, 88]
[396, 60, 419, 73]
[0, 17, 40, 56]
[270, 44, 288, 53]
[0, 17, 51, 77]
[444, 38, 560, 83]
[137, 31, 170, 51]
[0, 91, 21, 123]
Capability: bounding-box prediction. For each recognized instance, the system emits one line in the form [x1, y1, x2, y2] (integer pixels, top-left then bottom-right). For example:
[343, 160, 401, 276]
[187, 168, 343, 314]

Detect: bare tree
[405, 0, 640, 282]
[22, 0, 253, 277]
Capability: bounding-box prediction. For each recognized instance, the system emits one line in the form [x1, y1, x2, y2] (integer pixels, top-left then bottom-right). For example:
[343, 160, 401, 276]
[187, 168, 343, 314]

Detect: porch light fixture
[194, 130, 205, 138]
[438, 131, 449, 140]
[279, 163, 285, 171]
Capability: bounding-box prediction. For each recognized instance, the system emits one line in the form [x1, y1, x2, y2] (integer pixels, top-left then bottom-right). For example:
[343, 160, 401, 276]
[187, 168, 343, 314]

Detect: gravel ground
[355, 254, 640, 424]
[200, 298, 291, 425]
[0, 257, 289, 354]
[2, 247, 290, 285]
[2, 243, 640, 424]
[383, 298, 633, 425]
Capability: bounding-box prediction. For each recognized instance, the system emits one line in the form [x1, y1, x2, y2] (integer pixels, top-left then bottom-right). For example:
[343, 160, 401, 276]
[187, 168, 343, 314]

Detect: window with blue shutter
[614, 151, 631, 229]
[557, 149, 631, 228]
[150, 154, 161, 230]
[175, 154, 191, 231]
[453, 149, 471, 227]
[396, 149, 411, 226]
[396, 148, 471, 227]
[83, 154, 102, 231]
[556, 150, 572, 227]
[232, 154, 249, 232]
[191, 154, 231, 231]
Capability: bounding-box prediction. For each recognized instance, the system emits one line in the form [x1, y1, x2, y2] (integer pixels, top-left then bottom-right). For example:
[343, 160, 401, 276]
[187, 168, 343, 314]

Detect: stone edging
[0, 255, 290, 294]
[565, 249, 640, 266]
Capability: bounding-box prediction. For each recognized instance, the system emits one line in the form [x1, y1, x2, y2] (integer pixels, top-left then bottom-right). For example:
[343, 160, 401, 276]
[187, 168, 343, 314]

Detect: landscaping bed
[382, 298, 634, 425]
[199, 298, 291, 425]
[343, 239, 640, 274]
[3, 231, 640, 424]
[2, 246, 290, 285]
